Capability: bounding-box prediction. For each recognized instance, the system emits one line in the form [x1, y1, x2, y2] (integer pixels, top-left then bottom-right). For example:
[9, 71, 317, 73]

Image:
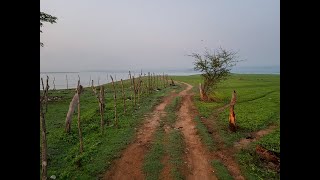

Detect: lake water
[40, 66, 279, 90]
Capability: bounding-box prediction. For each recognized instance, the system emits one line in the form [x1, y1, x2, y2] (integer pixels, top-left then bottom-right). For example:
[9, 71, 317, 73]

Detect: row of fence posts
[40, 71, 172, 180]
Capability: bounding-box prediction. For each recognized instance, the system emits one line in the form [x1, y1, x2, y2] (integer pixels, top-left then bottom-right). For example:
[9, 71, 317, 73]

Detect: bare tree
[189, 47, 240, 101]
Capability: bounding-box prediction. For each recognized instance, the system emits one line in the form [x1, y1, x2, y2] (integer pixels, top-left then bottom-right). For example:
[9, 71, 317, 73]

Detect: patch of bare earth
[103, 92, 178, 180]
[175, 83, 217, 180]
[234, 125, 277, 150]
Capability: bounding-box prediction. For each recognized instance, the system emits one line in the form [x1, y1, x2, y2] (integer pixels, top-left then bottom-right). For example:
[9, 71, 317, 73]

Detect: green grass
[40, 77, 180, 179]
[236, 149, 279, 180]
[194, 116, 216, 151]
[211, 160, 234, 180]
[164, 95, 186, 179]
[167, 130, 185, 180]
[165, 96, 182, 126]
[256, 127, 280, 154]
[143, 129, 165, 180]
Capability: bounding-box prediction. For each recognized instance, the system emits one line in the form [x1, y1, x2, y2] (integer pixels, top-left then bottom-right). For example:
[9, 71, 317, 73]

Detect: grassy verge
[165, 96, 185, 179]
[211, 160, 234, 180]
[143, 93, 184, 179]
[143, 129, 165, 180]
[165, 96, 182, 126]
[168, 130, 185, 179]
[194, 116, 216, 151]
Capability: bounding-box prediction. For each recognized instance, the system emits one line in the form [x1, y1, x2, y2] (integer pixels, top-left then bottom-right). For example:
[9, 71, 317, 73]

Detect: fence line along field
[39, 71, 175, 179]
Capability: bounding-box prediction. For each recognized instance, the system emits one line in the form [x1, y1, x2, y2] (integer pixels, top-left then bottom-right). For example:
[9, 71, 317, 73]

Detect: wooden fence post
[121, 79, 126, 113]
[133, 76, 137, 109]
[76, 79, 84, 153]
[91, 80, 105, 134]
[110, 75, 118, 128]
[66, 74, 68, 90]
[229, 90, 237, 132]
[53, 77, 56, 90]
[40, 77, 49, 180]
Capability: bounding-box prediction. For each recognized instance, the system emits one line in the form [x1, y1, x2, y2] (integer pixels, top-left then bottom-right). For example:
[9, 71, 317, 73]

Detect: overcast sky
[40, 0, 279, 72]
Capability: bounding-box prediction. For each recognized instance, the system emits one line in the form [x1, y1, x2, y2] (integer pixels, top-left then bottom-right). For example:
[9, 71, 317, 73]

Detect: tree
[189, 47, 240, 101]
[40, 11, 57, 47]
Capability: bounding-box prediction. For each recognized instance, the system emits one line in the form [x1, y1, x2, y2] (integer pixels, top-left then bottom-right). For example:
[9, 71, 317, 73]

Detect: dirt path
[175, 83, 217, 180]
[103, 92, 178, 180]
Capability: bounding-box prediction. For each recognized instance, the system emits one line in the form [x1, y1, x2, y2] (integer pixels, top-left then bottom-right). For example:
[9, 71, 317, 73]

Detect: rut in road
[175, 82, 217, 180]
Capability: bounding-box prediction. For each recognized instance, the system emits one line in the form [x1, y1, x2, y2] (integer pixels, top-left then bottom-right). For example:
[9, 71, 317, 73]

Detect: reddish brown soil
[103, 92, 178, 180]
[175, 83, 217, 180]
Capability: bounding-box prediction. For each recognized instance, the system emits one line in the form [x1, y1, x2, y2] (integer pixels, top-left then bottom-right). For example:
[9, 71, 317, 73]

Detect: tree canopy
[40, 12, 57, 47]
[189, 47, 240, 101]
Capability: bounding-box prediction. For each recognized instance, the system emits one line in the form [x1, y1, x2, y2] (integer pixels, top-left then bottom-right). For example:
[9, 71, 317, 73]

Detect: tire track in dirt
[103, 91, 178, 180]
[175, 82, 217, 180]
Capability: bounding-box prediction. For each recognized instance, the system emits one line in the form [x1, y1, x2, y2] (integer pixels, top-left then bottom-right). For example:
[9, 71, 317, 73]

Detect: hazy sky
[40, 0, 279, 72]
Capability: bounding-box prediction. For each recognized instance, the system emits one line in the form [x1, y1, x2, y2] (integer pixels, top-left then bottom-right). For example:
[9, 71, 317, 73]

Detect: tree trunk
[229, 90, 237, 132]
[199, 83, 209, 101]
